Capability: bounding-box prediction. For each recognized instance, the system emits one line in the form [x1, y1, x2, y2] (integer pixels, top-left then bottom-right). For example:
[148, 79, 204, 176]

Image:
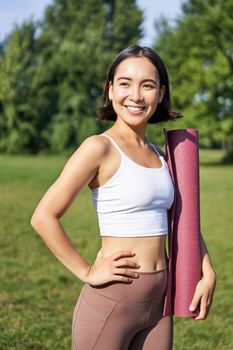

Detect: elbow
[30, 213, 38, 230]
[30, 210, 47, 235]
[31, 209, 59, 237]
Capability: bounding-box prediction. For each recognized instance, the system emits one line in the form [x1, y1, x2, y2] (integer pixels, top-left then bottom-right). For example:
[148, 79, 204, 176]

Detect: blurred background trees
[0, 0, 142, 153]
[0, 0, 232, 161]
[154, 0, 233, 162]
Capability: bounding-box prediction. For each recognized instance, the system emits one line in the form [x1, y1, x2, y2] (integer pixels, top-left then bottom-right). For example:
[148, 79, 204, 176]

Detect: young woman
[31, 45, 216, 350]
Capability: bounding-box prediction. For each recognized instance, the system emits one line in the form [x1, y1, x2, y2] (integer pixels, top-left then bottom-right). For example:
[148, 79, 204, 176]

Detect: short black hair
[97, 45, 181, 123]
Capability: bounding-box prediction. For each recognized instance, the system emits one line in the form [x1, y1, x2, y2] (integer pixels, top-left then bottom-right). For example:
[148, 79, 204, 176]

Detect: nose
[130, 85, 142, 102]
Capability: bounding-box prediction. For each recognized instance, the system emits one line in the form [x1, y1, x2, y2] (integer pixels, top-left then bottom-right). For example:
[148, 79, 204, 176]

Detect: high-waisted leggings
[72, 266, 173, 350]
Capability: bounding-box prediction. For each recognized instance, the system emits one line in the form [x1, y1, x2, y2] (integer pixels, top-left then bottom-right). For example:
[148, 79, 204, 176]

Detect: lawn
[0, 150, 232, 349]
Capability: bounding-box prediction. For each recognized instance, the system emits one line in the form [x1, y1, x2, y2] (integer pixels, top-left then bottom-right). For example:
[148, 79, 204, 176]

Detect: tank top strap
[149, 142, 162, 158]
[100, 134, 124, 155]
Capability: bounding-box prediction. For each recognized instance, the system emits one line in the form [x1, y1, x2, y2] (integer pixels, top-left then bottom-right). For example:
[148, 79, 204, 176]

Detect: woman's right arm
[31, 136, 139, 285]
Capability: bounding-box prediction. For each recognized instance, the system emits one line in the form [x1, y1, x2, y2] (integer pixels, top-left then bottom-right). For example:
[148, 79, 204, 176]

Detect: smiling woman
[108, 56, 164, 127]
[98, 45, 181, 124]
[31, 45, 216, 350]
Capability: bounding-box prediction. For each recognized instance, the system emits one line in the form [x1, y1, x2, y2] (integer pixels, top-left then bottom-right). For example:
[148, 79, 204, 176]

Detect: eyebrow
[117, 77, 158, 85]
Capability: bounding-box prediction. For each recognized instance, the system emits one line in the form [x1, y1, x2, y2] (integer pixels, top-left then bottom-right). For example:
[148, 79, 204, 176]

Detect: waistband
[85, 266, 168, 303]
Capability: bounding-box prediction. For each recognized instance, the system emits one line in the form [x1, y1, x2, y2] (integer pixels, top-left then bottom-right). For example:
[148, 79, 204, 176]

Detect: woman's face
[108, 56, 165, 127]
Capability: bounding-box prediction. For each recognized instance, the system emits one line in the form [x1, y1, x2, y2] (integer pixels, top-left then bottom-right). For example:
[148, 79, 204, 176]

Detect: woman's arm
[189, 233, 217, 320]
[31, 136, 139, 284]
[31, 136, 104, 281]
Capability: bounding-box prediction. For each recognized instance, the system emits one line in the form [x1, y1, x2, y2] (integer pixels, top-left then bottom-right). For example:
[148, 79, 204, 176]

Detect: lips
[125, 105, 146, 112]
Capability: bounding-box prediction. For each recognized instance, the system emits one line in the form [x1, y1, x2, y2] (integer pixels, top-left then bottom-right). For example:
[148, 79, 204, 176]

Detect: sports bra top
[91, 134, 175, 237]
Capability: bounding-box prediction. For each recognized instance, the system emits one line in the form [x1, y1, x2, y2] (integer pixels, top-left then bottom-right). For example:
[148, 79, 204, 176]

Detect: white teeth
[127, 106, 144, 112]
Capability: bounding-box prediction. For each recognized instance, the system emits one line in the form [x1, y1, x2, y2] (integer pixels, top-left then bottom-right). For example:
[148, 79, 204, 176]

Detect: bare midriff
[101, 235, 168, 272]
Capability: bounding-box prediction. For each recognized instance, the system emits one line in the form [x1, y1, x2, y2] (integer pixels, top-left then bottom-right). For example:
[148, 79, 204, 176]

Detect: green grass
[0, 150, 232, 349]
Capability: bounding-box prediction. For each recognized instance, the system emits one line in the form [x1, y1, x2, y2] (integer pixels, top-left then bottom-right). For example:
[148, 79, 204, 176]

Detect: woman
[31, 45, 216, 350]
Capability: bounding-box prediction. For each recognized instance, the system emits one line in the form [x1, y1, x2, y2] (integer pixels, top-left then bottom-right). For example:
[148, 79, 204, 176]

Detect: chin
[120, 117, 148, 128]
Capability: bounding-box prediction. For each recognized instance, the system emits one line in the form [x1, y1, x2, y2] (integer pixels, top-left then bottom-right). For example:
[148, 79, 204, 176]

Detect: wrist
[77, 265, 91, 283]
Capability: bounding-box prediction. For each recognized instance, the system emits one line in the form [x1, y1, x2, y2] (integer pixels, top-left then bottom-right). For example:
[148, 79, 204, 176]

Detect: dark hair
[97, 45, 181, 124]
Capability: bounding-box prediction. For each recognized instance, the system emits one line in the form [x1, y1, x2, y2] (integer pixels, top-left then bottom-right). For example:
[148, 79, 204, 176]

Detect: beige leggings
[72, 267, 173, 350]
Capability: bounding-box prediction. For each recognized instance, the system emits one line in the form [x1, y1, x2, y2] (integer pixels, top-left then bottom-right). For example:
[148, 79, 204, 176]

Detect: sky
[0, 0, 184, 45]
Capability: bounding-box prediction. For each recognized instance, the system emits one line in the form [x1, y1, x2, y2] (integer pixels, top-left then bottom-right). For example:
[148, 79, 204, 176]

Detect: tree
[37, 0, 143, 151]
[0, 0, 143, 153]
[153, 0, 233, 161]
[0, 22, 39, 153]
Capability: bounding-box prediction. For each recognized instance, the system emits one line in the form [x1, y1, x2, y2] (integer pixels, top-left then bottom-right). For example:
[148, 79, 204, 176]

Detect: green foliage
[0, 153, 232, 349]
[0, 22, 39, 153]
[153, 0, 233, 161]
[0, 0, 143, 154]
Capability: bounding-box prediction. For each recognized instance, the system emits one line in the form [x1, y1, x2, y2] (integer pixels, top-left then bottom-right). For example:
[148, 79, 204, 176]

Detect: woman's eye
[119, 82, 129, 87]
[143, 84, 155, 89]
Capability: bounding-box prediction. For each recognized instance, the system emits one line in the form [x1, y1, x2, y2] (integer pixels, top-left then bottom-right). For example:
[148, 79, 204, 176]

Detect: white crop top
[91, 135, 175, 237]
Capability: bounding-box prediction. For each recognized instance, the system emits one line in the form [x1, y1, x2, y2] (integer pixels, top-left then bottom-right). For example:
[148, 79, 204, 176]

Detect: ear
[159, 85, 165, 103]
[108, 81, 113, 100]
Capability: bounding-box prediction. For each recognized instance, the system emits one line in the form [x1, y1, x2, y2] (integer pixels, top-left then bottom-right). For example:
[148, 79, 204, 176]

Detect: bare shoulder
[59, 134, 112, 185]
[75, 134, 110, 158]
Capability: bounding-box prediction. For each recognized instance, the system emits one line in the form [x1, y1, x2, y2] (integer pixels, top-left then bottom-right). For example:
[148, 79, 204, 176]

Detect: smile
[125, 105, 146, 112]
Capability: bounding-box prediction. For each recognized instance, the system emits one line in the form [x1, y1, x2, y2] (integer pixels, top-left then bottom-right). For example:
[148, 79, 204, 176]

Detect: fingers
[112, 250, 136, 260]
[111, 250, 140, 274]
[111, 252, 140, 280]
[112, 252, 140, 277]
[114, 268, 139, 279]
[189, 283, 201, 313]
[194, 295, 210, 320]
[113, 274, 134, 283]
[114, 259, 140, 269]
[89, 250, 141, 286]
[190, 281, 211, 320]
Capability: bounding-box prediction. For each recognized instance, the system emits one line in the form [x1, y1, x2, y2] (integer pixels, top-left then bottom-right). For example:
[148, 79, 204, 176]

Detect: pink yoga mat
[163, 128, 202, 318]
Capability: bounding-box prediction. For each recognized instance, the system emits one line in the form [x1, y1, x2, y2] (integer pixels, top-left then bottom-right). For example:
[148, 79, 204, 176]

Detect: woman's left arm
[189, 233, 217, 320]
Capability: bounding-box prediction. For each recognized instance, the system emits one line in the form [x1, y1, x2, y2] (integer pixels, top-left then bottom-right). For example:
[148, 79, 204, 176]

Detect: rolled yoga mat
[163, 128, 202, 318]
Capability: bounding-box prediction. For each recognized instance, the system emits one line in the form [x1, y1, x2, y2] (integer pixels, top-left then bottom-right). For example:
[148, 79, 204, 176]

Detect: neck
[111, 118, 148, 145]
